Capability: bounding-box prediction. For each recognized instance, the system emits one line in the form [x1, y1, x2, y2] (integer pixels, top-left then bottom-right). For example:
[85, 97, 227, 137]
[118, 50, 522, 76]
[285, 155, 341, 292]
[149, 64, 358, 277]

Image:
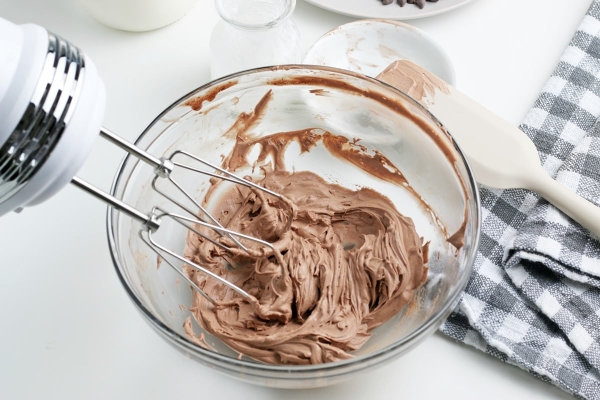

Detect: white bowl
[304, 19, 456, 85]
[80, 0, 198, 32]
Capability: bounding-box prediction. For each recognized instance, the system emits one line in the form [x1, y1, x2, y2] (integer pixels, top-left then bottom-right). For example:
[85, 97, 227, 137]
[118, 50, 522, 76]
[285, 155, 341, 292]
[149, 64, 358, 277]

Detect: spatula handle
[529, 171, 600, 238]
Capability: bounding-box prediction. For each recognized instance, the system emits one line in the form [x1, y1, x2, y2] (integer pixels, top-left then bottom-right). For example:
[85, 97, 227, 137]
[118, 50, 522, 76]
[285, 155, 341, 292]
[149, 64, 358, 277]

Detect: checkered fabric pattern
[440, 2, 600, 399]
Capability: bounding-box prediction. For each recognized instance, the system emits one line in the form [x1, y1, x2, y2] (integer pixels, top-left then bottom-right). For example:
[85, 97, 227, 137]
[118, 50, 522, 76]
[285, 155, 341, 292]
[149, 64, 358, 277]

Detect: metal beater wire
[148, 207, 253, 300]
[139, 231, 217, 305]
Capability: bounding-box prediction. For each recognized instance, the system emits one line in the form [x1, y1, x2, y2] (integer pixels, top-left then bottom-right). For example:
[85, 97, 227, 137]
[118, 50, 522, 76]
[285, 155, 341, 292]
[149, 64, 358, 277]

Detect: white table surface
[0, 0, 592, 398]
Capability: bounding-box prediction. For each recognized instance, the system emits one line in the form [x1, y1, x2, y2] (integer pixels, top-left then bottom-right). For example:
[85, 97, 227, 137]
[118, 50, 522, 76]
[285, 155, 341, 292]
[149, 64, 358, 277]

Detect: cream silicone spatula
[377, 60, 600, 238]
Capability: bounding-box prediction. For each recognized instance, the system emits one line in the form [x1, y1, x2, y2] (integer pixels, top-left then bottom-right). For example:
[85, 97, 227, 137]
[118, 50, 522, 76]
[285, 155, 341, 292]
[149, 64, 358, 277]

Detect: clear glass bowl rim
[106, 64, 482, 374]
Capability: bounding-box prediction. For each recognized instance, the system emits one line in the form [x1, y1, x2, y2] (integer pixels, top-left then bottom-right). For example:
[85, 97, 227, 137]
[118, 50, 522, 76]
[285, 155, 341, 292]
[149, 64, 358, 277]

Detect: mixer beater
[79, 128, 297, 306]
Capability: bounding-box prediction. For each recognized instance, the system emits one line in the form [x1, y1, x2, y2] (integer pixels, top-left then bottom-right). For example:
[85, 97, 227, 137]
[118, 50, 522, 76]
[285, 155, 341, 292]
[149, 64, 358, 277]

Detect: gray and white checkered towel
[440, 2, 600, 399]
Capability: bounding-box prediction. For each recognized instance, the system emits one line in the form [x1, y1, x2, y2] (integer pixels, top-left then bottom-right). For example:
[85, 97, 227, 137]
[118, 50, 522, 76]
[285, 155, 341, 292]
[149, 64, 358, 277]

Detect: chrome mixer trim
[0, 33, 86, 204]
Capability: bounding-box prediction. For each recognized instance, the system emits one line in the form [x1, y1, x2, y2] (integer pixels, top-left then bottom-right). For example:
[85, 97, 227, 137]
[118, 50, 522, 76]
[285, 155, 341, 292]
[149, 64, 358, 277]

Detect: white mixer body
[0, 17, 105, 216]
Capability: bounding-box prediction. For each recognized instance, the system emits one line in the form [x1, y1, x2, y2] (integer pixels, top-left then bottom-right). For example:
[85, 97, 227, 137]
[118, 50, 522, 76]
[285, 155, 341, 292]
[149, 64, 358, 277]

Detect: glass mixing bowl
[107, 65, 480, 389]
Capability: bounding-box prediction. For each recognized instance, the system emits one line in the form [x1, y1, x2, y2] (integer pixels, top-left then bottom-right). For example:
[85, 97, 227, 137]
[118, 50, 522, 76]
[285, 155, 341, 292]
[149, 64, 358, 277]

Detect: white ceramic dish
[304, 20, 456, 85]
[303, 0, 475, 20]
[80, 0, 198, 32]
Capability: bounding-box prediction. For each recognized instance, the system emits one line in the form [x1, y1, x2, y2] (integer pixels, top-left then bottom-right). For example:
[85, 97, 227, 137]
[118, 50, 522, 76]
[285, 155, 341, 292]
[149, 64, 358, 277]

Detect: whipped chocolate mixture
[377, 61, 450, 106]
[184, 168, 428, 364]
[182, 74, 468, 364]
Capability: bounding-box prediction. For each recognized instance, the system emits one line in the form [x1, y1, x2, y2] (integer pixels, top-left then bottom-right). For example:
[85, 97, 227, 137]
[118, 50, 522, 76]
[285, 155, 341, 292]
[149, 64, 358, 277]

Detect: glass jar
[210, 0, 302, 80]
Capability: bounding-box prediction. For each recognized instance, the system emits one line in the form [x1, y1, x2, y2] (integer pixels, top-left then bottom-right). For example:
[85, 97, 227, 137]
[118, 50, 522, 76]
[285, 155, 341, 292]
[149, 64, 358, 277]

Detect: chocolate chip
[388, 0, 439, 7]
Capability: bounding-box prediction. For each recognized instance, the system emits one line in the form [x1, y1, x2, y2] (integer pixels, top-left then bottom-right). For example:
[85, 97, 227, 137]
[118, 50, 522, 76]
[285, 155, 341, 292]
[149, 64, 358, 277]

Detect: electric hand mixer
[0, 17, 293, 305]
